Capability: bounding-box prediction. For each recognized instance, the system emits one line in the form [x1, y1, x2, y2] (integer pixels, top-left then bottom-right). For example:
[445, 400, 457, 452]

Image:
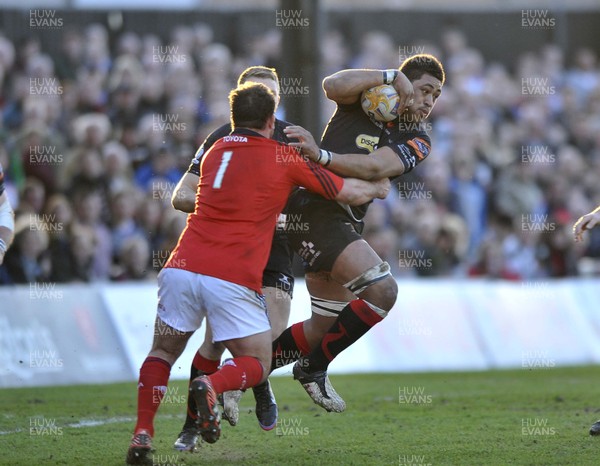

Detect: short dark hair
[237, 66, 279, 86]
[400, 54, 445, 85]
[229, 82, 275, 130]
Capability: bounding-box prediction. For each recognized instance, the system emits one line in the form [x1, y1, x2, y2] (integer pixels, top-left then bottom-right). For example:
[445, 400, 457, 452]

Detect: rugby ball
[361, 84, 400, 122]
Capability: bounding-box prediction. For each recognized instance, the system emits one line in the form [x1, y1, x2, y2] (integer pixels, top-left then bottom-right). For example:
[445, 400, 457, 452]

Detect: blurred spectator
[71, 186, 112, 280]
[109, 187, 144, 257]
[44, 193, 74, 282]
[1, 215, 50, 283]
[112, 234, 154, 281]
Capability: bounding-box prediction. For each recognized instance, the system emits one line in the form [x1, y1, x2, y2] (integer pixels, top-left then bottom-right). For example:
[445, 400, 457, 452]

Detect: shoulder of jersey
[274, 119, 295, 143]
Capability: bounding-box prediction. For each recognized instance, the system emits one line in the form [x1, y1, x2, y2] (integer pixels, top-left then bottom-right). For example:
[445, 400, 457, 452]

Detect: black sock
[183, 363, 203, 429]
[306, 299, 383, 373]
[252, 380, 268, 393]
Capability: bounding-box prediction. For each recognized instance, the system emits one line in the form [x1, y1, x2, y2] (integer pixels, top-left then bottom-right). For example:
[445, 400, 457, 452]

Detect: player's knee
[361, 276, 397, 312]
[344, 261, 397, 312]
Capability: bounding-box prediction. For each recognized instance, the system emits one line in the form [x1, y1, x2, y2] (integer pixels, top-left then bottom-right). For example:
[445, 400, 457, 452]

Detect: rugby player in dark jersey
[0, 162, 15, 264]
[273, 55, 445, 412]
[170, 67, 297, 450]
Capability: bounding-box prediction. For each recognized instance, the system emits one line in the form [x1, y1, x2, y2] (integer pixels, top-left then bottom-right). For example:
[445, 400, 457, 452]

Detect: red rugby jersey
[166, 129, 344, 292]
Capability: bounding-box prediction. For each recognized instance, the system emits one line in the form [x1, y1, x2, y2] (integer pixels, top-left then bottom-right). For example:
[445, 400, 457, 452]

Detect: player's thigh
[330, 239, 384, 283]
[305, 271, 355, 301]
[157, 267, 208, 332]
[150, 317, 194, 364]
[199, 325, 225, 360]
[153, 268, 207, 362]
[286, 190, 360, 276]
[199, 275, 271, 348]
[262, 286, 291, 340]
[261, 230, 295, 339]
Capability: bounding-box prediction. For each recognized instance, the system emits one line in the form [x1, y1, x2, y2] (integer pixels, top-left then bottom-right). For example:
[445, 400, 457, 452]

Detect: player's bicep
[385, 136, 431, 175]
[369, 146, 407, 179]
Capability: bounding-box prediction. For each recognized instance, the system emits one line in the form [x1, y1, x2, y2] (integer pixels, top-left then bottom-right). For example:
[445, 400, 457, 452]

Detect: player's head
[229, 82, 276, 136]
[399, 54, 445, 121]
[238, 66, 281, 108]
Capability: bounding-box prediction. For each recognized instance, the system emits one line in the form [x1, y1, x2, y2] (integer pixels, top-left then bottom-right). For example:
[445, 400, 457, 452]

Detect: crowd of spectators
[0, 20, 599, 284]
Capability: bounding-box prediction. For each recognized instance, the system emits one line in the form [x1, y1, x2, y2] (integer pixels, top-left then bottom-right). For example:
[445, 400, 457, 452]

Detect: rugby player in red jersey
[171, 66, 298, 450]
[267, 55, 445, 412]
[126, 82, 390, 464]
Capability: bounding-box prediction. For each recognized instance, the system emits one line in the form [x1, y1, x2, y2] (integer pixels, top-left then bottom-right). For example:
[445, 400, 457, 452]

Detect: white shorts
[156, 268, 271, 342]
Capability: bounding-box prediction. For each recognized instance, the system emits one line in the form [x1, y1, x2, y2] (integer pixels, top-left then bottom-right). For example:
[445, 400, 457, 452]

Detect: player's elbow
[322, 75, 345, 102]
[171, 189, 194, 213]
[322, 76, 336, 99]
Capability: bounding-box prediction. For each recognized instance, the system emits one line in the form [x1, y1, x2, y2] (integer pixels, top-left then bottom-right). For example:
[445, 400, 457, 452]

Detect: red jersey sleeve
[286, 150, 344, 200]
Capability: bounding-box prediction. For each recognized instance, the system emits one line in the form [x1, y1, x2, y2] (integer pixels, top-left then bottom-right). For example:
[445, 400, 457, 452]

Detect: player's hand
[373, 177, 391, 199]
[284, 126, 320, 162]
[393, 71, 414, 114]
[573, 211, 600, 242]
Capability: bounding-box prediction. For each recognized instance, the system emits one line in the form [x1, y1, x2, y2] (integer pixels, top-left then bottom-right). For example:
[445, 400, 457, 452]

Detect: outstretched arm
[574, 206, 600, 242]
[334, 177, 391, 205]
[284, 125, 407, 180]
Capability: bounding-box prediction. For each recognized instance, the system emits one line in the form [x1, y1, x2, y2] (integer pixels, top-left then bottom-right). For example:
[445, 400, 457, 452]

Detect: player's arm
[171, 172, 198, 213]
[323, 69, 413, 110]
[0, 191, 15, 265]
[573, 206, 600, 242]
[172, 126, 229, 212]
[335, 177, 391, 205]
[324, 146, 404, 181]
[285, 125, 429, 181]
[288, 150, 390, 206]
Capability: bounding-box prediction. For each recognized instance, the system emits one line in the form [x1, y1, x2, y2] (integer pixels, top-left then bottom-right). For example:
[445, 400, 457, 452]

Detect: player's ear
[266, 114, 276, 131]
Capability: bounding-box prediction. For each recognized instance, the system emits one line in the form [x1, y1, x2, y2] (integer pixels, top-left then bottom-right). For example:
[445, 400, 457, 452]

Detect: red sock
[270, 321, 311, 372]
[208, 357, 264, 393]
[192, 352, 220, 375]
[291, 322, 311, 354]
[134, 356, 171, 437]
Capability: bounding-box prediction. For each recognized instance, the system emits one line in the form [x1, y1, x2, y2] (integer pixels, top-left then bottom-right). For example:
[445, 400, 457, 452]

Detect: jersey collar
[231, 128, 266, 138]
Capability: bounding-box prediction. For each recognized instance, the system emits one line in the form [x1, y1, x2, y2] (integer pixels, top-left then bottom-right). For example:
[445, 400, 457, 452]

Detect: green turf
[1, 366, 599, 465]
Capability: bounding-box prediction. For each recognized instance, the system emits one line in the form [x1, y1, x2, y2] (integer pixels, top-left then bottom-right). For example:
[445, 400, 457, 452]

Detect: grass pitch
[1, 366, 599, 465]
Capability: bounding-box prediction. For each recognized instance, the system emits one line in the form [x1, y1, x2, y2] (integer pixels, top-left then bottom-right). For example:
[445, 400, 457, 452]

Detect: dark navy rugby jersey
[320, 99, 431, 221]
[0, 162, 4, 196]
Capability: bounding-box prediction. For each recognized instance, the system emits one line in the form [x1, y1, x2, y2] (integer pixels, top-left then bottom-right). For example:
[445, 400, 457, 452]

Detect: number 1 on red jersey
[212, 151, 233, 189]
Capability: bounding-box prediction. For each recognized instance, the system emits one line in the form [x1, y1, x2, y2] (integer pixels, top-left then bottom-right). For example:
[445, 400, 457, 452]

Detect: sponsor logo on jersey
[192, 144, 205, 164]
[223, 135, 248, 143]
[398, 144, 412, 158]
[407, 137, 431, 160]
[355, 134, 379, 153]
